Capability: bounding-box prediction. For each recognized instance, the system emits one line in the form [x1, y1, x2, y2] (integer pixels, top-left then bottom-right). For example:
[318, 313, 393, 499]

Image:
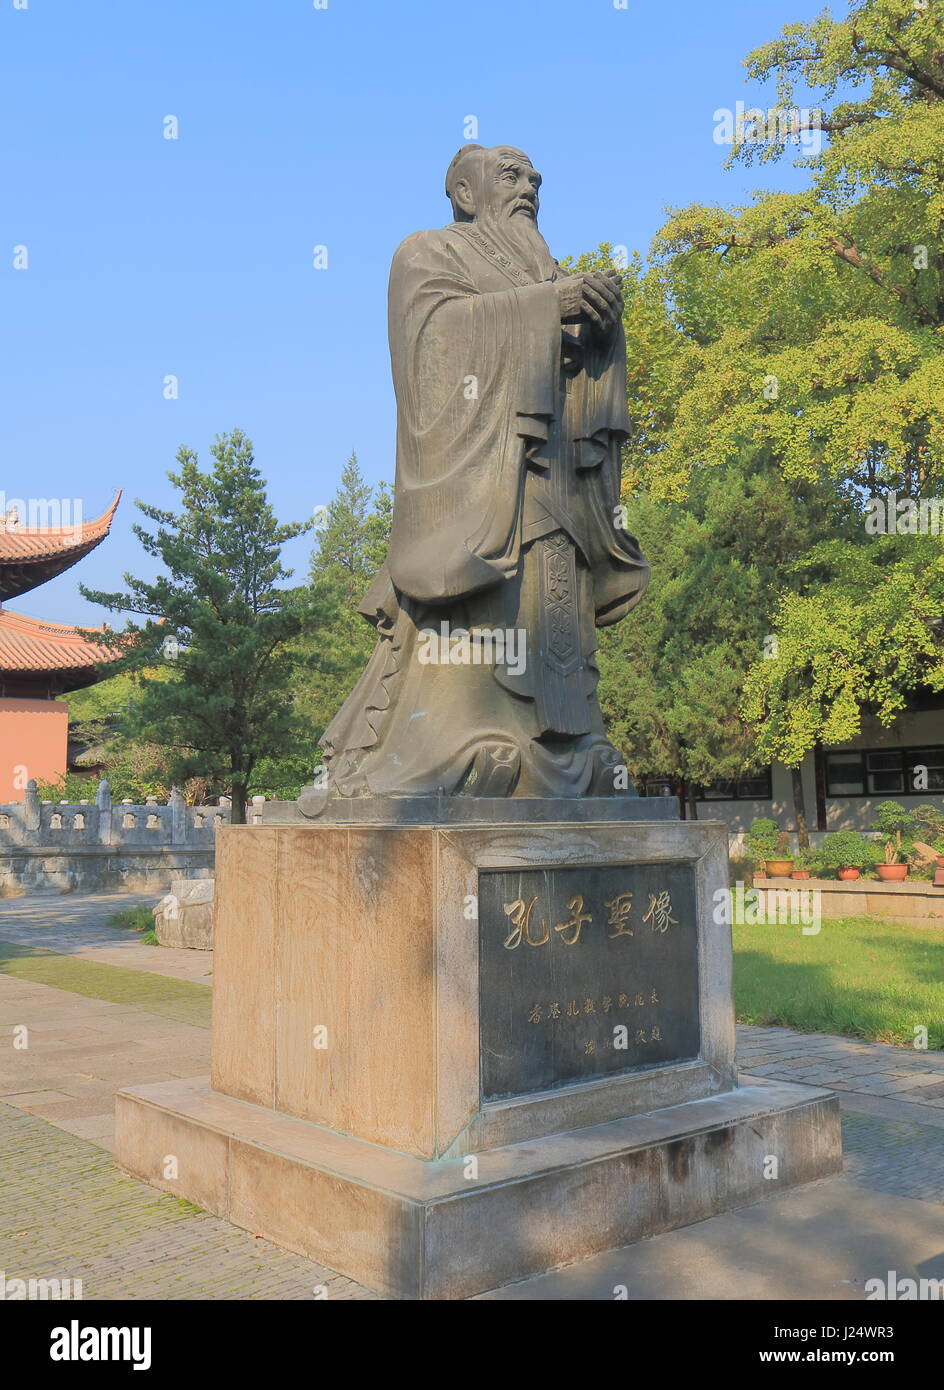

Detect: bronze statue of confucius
[319, 144, 649, 802]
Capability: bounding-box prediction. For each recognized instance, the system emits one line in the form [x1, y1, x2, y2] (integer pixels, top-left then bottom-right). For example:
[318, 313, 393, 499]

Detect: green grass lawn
[0, 940, 211, 1027]
[734, 915, 944, 1049]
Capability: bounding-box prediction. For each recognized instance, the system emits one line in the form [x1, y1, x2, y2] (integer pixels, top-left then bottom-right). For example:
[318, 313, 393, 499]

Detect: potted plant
[744, 817, 780, 876]
[765, 830, 795, 877]
[790, 848, 817, 880]
[821, 829, 874, 881]
[870, 800, 917, 881]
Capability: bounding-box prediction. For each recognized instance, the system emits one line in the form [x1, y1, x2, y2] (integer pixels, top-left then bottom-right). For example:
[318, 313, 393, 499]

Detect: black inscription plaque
[478, 861, 700, 1100]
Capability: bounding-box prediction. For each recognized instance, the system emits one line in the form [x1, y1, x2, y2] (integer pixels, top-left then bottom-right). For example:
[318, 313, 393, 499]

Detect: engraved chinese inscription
[478, 862, 699, 1099]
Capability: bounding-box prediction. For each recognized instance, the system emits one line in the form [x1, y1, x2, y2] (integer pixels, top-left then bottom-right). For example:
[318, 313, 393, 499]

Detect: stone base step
[116, 1075, 841, 1299]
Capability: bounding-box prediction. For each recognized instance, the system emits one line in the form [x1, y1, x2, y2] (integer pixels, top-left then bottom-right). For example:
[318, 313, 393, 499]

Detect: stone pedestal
[115, 817, 842, 1299]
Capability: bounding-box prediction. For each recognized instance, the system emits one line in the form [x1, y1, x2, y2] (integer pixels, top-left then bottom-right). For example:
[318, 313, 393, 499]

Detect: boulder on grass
[153, 878, 214, 950]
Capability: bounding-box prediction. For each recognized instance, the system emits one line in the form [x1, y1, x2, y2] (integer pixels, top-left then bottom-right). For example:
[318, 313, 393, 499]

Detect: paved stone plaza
[2, 894, 943, 1300]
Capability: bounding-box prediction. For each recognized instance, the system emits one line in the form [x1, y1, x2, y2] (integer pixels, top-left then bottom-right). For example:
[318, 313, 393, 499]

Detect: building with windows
[0, 496, 122, 800]
[639, 696, 944, 838]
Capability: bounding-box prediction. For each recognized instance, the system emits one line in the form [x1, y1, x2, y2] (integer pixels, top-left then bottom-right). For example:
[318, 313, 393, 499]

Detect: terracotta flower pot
[765, 859, 795, 877]
[790, 870, 811, 880]
[936, 855, 944, 869]
[837, 867, 860, 881]
[876, 863, 909, 881]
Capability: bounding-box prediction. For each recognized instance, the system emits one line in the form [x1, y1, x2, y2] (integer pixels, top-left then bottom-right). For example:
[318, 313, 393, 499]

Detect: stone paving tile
[0, 1100, 378, 1300]
[0, 892, 213, 983]
[839, 1076, 917, 1095]
[59, 1113, 117, 1144]
[841, 1111, 944, 1203]
[870, 1076, 944, 1095]
[742, 1025, 944, 1200]
[0, 973, 210, 1144]
[0, 941, 212, 1028]
[736, 1023, 944, 1114]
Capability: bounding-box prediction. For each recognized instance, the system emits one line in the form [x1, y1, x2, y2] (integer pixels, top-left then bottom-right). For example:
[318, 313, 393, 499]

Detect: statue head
[445, 144, 542, 226]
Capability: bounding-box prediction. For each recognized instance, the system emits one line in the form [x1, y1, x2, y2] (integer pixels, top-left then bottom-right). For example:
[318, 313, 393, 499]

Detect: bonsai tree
[914, 804, 944, 855]
[792, 847, 819, 875]
[870, 801, 918, 865]
[745, 817, 779, 872]
[821, 830, 874, 872]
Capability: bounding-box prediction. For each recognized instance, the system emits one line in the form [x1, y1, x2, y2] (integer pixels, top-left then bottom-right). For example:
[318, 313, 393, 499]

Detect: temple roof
[0, 493, 121, 601]
[0, 609, 123, 689]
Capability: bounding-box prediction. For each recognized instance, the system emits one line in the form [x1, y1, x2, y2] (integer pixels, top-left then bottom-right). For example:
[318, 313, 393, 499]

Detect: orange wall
[0, 698, 68, 801]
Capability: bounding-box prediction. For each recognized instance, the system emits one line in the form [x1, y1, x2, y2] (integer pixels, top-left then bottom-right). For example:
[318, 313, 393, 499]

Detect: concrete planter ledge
[752, 874, 944, 928]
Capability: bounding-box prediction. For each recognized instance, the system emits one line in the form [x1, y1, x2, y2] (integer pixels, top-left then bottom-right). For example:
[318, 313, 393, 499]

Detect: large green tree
[569, 253, 850, 834]
[595, 0, 943, 820]
[644, 0, 944, 500]
[597, 443, 850, 829]
[724, 0, 944, 761]
[81, 429, 316, 822]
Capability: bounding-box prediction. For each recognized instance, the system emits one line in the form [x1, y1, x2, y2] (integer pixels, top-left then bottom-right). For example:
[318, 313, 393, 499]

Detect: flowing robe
[321, 222, 649, 798]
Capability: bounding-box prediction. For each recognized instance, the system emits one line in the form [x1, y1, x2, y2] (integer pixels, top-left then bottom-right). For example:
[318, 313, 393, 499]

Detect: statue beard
[475, 207, 558, 283]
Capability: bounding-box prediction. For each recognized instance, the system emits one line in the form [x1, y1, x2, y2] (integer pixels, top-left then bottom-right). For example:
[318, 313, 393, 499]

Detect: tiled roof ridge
[0, 609, 113, 636]
[0, 491, 121, 562]
[0, 606, 123, 672]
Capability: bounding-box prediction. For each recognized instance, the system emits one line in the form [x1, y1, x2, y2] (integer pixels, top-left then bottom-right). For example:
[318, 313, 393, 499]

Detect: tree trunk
[230, 784, 247, 825]
[685, 781, 698, 822]
[790, 764, 810, 849]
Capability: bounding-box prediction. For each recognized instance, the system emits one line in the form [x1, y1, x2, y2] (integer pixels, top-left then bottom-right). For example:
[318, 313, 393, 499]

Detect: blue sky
[2, 0, 829, 625]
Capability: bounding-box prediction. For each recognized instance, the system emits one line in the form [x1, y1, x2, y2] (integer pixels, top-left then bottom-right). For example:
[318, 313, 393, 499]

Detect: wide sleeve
[386, 231, 562, 603]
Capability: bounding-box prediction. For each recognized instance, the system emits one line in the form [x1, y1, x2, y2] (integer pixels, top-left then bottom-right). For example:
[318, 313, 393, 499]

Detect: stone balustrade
[0, 781, 267, 895]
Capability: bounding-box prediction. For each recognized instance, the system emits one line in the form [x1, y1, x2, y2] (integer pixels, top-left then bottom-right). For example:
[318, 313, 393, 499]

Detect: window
[637, 775, 679, 799]
[825, 752, 864, 797]
[907, 748, 944, 793]
[697, 770, 772, 801]
[825, 746, 944, 797]
[865, 751, 904, 795]
[699, 780, 735, 800]
[734, 772, 773, 799]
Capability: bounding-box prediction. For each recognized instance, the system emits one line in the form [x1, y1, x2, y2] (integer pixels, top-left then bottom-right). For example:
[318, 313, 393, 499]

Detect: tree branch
[827, 237, 938, 325]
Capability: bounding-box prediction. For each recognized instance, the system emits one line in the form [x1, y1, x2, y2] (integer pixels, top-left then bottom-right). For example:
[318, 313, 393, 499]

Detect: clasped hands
[555, 268, 623, 339]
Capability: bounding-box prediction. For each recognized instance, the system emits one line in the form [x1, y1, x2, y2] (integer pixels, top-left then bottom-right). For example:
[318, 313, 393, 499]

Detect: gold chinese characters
[503, 890, 677, 949]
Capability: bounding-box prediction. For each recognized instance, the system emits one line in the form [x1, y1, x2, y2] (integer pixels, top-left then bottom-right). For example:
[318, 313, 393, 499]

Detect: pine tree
[295, 452, 392, 744]
[80, 429, 315, 823]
